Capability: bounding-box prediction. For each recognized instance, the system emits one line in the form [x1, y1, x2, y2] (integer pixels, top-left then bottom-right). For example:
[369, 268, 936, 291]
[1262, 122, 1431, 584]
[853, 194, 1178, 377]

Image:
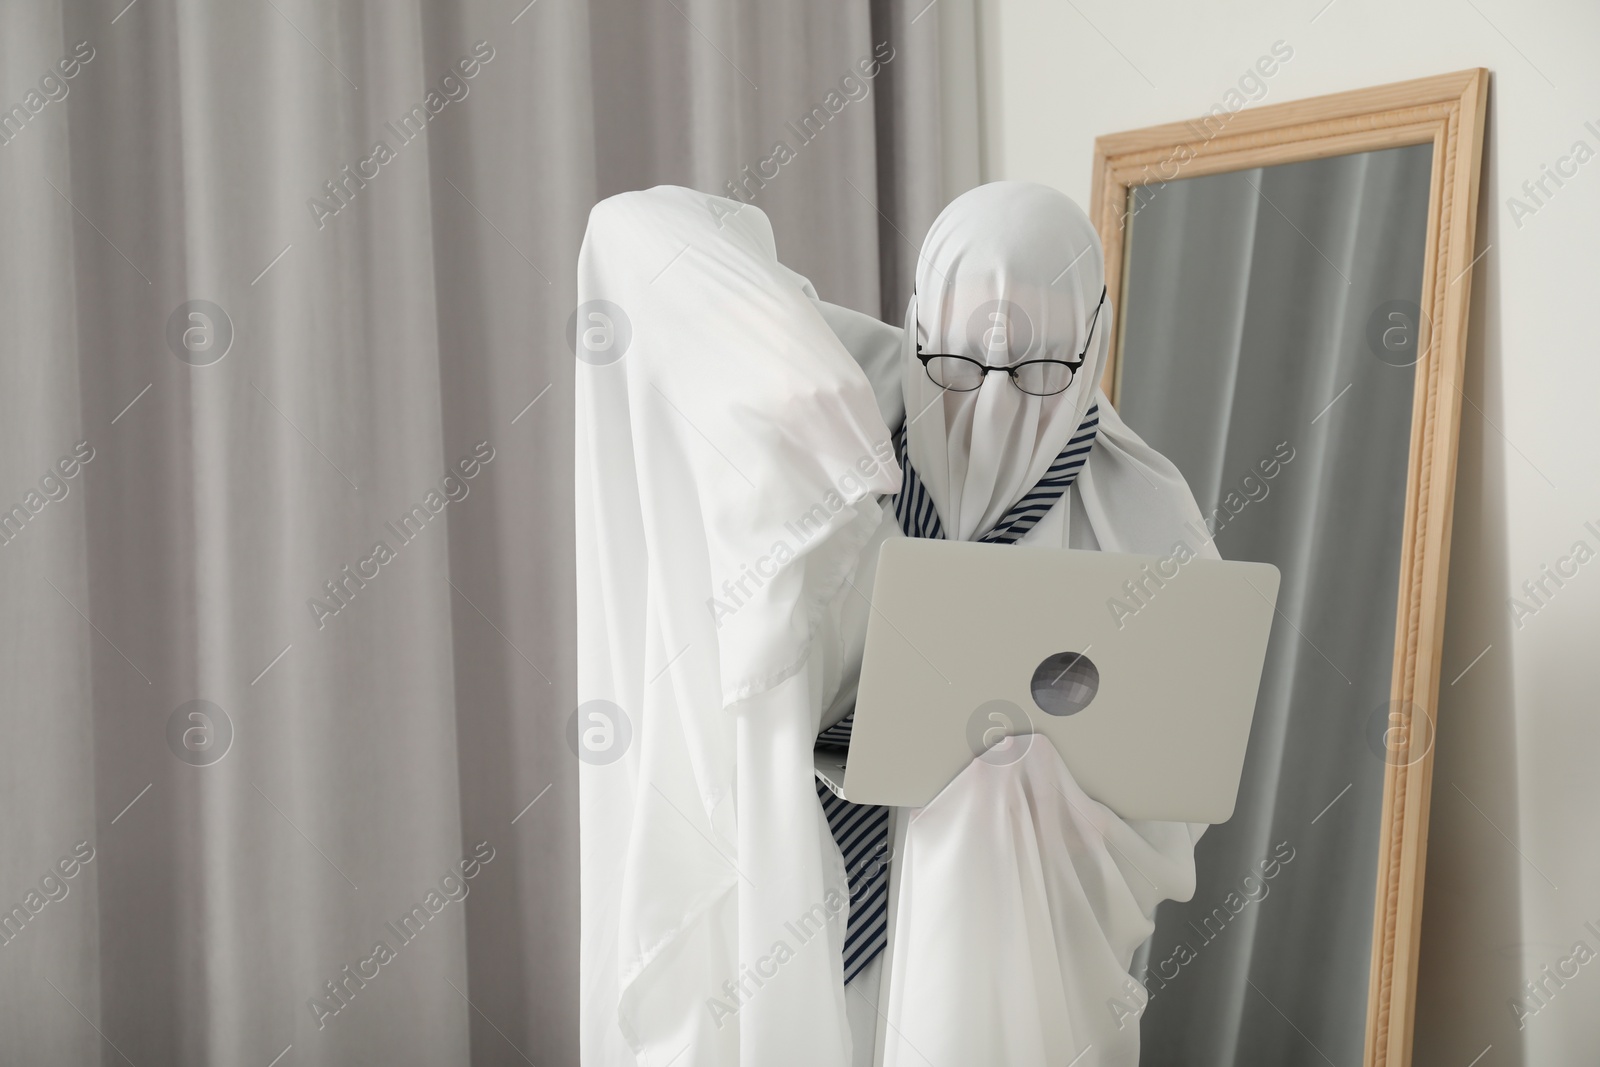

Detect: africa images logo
[306, 42, 495, 229]
[306, 841, 496, 1030]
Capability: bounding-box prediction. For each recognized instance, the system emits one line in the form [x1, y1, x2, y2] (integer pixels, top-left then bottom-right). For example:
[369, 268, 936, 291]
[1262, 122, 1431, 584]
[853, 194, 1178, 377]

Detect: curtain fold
[0, 2, 952, 1063]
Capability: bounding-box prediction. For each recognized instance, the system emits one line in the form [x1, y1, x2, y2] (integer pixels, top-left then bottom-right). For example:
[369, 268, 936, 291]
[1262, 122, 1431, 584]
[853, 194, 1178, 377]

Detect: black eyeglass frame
[914, 285, 1108, 397]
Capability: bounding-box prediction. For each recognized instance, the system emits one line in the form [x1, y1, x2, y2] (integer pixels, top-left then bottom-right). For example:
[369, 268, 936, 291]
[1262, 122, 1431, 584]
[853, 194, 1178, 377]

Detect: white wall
[972, 2, 1600, 1062]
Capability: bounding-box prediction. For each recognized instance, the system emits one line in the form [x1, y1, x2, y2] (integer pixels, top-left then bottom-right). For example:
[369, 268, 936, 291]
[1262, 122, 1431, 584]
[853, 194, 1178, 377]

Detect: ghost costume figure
[576, 182, 1213, 1067]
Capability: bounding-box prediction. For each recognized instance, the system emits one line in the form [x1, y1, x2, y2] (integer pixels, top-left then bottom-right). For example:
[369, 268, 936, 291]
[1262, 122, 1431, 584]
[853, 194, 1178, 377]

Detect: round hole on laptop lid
[1030, 651, 1100, 716]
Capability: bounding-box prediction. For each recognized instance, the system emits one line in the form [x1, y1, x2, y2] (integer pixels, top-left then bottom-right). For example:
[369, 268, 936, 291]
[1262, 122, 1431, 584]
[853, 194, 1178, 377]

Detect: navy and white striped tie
[817, 403, 1101, 984]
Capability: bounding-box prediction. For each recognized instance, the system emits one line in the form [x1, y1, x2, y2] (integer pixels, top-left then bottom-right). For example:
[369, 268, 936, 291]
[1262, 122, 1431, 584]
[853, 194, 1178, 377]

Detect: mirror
[1090, 71, 1488, 1067]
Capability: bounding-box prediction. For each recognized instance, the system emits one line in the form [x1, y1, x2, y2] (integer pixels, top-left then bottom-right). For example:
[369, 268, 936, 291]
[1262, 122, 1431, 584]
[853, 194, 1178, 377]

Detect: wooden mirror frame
[1088, 70, 1489, 1067]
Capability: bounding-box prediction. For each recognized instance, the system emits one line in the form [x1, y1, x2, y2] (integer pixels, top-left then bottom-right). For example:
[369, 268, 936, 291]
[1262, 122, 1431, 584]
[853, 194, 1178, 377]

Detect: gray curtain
[1116, 144, 1434, 1065]
[0, 2, 954, 1064]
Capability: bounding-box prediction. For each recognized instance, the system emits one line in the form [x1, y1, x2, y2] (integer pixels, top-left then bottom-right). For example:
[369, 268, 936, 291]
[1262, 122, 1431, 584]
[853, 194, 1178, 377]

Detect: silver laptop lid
[840, 539, 1279, 822]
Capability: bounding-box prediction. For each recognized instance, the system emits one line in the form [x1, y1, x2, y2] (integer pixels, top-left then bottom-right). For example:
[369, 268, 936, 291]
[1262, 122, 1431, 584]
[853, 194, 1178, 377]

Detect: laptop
[814, 538, 1280, 823]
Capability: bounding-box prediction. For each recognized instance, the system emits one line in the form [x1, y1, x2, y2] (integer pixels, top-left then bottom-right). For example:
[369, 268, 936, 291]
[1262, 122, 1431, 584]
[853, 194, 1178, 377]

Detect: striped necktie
[817, 402, 1101, 984]
[894, 402, 1101, 543]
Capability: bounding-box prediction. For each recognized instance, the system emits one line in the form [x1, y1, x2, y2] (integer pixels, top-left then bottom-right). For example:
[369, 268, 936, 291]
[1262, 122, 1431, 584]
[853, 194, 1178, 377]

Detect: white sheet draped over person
[576, 181, 1217, 1067]
[835, 182, 1214, 1067]
[575, 185, 903, 1067]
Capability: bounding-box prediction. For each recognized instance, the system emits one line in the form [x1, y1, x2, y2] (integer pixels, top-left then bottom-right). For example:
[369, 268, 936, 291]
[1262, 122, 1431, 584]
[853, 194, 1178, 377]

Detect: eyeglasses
[916, 286, 1106, 397]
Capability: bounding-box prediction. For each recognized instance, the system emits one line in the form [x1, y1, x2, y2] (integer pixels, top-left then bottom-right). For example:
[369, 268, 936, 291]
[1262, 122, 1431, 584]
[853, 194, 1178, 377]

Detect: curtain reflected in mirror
[1114, 143, 1435, 1066]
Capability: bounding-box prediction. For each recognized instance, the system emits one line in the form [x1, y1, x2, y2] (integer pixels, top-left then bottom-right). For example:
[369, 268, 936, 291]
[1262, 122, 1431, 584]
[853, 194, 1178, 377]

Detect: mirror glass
[1114, 143, 1435, 1065]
